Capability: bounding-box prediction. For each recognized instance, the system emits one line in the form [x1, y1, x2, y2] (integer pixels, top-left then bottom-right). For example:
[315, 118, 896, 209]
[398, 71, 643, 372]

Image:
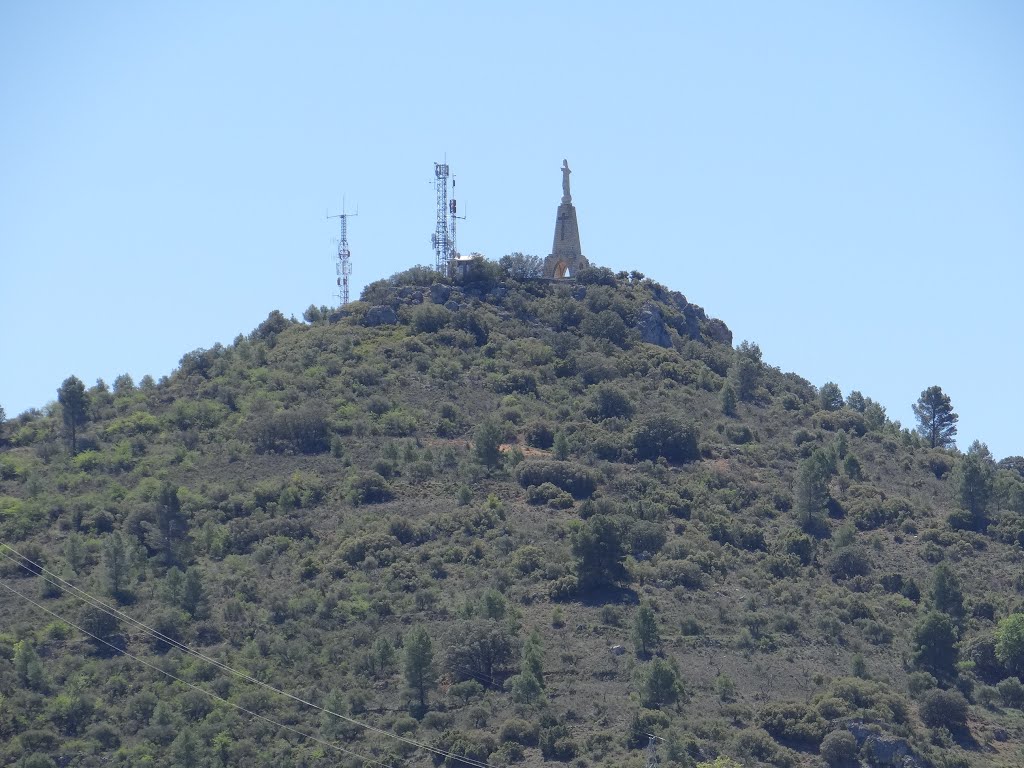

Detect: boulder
[444, 300, 461, 312]
[703, 318, 733, 346]
[430, 283, 452, 304]
[861, 735, 924, 767]
[637, 302, 673, 348]
[363, 306, 398, 326]
[846, 722, 926, 768]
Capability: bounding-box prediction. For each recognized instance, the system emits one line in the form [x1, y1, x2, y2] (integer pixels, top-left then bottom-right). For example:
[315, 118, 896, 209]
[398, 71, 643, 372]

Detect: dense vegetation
[2, 261, 1024, 768]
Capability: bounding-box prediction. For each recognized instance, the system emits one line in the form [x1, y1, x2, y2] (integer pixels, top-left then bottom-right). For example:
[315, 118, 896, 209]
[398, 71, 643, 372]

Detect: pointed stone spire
[543, 159, 589, 279]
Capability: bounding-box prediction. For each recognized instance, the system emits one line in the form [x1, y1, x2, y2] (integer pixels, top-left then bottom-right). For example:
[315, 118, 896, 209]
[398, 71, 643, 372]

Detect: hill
[2, 260, 1024, 768]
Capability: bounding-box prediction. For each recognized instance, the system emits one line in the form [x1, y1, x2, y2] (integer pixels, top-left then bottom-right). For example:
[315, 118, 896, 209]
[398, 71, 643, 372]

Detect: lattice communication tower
[431, 161, 464, 274]
[645, 735, 659, 768]
[328, 203, 357, 306]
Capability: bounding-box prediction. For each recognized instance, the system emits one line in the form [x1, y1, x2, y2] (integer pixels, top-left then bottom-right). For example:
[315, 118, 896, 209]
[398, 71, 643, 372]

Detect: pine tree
[521, 628, 544, 685]
[720, 383, 737, 416]
[632, 601, 660, 657]
[957, 441, 995, 529]
[930, 562, 964, 619]
[57, 375, 89, 454]
[474, 419, 503, 469]
[404, 626, 436, 716]
[913, 385, 958, 448]
[181, 567, 205, 617]
[14, 639, 46, 690]
[819, 382, 844, 411]
[101, 532, 131, 602]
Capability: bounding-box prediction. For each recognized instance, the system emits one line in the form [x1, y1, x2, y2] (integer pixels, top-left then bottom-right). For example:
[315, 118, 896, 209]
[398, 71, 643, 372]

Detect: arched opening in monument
[554, 261, 570, 279]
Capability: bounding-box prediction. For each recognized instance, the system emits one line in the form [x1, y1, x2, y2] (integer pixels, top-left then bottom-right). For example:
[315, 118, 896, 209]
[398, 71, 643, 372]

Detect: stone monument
[543, 160, 589, 279]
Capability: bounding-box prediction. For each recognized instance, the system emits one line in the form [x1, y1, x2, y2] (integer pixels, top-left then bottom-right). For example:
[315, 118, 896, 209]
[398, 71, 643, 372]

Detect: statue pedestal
[543, 201, 588, 279]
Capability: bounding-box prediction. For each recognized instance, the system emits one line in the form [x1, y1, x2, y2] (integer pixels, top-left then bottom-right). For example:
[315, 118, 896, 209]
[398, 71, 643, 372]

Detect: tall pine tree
[913, 385, 958, 448]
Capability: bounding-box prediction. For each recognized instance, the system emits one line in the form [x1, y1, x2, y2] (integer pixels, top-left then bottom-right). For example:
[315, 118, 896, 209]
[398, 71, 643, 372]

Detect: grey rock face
[846, 722, 926, 768]
[363, 306, 398, 326]
[862, 735, 924, 767]
[430, 284, 452, 304]
[637, 302, 673, 348]
[703, 318, 733, 346]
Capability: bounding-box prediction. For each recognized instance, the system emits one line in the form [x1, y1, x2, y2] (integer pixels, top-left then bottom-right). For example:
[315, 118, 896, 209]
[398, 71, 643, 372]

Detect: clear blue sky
[2, 2, 1022, 459]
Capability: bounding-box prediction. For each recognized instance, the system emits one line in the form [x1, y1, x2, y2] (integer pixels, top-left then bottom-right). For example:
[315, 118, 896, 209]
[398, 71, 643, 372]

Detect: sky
[1, 2, 1022, 459]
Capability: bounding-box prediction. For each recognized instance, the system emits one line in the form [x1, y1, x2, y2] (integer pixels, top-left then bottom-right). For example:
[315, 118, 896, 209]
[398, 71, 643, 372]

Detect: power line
[0, 544, 491, 768]
[0, 543, 495, 768]
[0, 578, 393, 768]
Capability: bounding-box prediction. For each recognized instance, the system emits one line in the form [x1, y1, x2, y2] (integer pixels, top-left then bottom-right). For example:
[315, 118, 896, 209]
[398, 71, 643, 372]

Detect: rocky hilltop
[1, 261, 1023, 768]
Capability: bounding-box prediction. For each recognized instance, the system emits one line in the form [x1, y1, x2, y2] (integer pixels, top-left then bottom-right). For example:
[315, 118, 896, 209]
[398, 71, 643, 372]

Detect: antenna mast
[431, 161, 464, 274]
[645, 734, 660, 768]
[450, 174, 466, 268]
[431, 162, 451, 273]
[327, 201, 357, 306]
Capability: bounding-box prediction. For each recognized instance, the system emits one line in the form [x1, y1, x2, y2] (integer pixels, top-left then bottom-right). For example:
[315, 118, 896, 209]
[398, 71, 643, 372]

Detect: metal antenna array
[450, 173, 465, 267]
[327, 201, 357, 306]
[431, 162, 451, 273]
[431, 161, 463, 274]
[645, 734, 660, 768]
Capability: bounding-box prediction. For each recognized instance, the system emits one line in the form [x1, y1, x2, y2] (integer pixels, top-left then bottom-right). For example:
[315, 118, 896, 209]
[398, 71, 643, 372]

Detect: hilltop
[2, 259, 1024, 768]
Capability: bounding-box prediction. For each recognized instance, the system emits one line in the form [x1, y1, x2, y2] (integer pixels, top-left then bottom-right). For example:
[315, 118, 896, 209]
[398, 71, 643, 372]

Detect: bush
[498, 718, 539, 746]
[572, 516, 626, 591]
[581, 310, 627, 345]
[410, 304, 451, 333]
[526, 483, 573, 508]
[632, 415, 699, 463]
[250, 406, 330, 454]
[492, 371, 537, 395]
[919, 688, 968, 729]
[586, 384, 635, 420]
[996, 613, 1024, 676]
[827, 547, 871, 580]
[515, 460, 599, 499]
[575, 266, 618, 286]
[525, 421, 555, 449]
[347, 471, 392, 505]
[638, 658, 682, 708]
[757, 701, 827, 746]
[819, 729, 858, 767]
[998, 677, 1024, 708]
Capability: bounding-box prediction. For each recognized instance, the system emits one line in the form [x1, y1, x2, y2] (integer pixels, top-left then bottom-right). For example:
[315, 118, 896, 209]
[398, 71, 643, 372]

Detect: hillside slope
[2, 262, 1024, 768]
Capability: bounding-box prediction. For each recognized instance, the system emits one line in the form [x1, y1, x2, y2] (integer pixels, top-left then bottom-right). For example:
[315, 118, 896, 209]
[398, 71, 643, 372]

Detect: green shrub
[638, 658, 682, 708]
[586, 384, 635, 420]
[525, 421, 555, 449]
[516, 460, 599, 499]
[346, 471, 392, 505]
[499, 718, 539, 746]
[632, 415, 699, 463]
[998, 677, 1024, 708]
[819, 729, 857, 767]
[250, 406, 330, 454]
[757, 701, 827, 746]
[826, 547, 871, 580]
[919, 688, 968, 729]
[410, 304, 451, 333]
